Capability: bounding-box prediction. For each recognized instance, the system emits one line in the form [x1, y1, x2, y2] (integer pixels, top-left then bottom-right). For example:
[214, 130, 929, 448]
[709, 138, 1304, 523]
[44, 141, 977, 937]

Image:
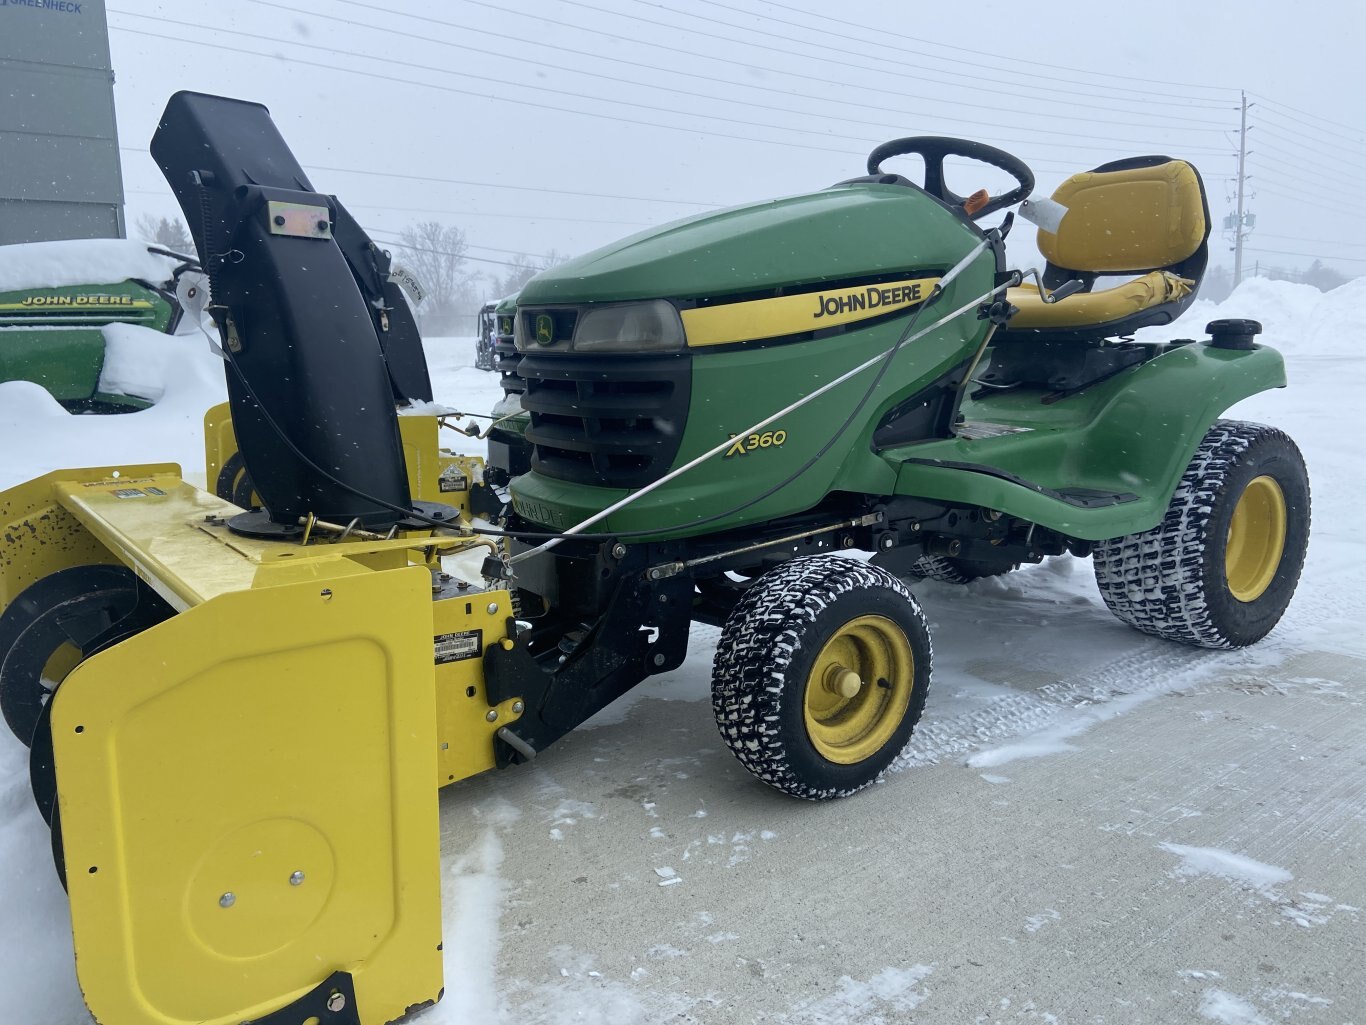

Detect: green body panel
[881, 342, 1287, 540]
[508, 179, 1290, 546]
[518, 184, 984, 303]
[0, 279, 174, 405]
[511, 184, 999, 538]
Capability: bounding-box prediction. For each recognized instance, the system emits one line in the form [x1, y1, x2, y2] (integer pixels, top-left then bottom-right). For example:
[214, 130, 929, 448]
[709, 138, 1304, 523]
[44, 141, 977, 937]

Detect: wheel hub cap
[1225, 474, 1287, 603]
[804, 615, 914, 765]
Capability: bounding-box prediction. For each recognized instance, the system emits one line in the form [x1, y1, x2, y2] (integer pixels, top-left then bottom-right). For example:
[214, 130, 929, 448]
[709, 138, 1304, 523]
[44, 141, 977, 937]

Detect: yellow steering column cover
[52, 565, 444, 1025]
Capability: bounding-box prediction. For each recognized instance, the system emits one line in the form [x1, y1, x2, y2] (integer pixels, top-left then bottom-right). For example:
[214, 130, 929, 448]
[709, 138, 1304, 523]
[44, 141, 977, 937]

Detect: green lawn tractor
[0, 91, 1308, 1025]
[0, 243, 201, 411]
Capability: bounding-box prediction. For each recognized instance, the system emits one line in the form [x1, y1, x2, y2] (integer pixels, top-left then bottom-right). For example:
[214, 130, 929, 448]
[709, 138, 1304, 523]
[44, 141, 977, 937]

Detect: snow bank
[0, 325, 226, 491]
[96, 322, 217, 404]
[0, 239, 183, 294]
[1135, 275, 1366, 357]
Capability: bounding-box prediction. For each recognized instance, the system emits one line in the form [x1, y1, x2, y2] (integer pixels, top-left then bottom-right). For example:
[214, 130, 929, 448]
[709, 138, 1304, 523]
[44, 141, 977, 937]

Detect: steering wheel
[866, 136, 1034, 220]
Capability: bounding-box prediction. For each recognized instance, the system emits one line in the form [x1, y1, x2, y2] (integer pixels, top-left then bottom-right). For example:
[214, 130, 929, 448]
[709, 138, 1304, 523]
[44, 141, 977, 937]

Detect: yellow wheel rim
[803, 615, 914, 765]
[1225, 475, 1287, 603]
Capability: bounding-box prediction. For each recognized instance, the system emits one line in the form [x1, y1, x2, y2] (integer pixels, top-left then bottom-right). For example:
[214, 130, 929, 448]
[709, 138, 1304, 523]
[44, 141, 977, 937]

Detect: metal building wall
[0, 0, 124, 244]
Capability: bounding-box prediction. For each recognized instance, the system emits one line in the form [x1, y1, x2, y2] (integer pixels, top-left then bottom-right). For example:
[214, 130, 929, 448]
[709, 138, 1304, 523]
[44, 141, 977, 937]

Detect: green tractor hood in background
[0, 245, 190, 412]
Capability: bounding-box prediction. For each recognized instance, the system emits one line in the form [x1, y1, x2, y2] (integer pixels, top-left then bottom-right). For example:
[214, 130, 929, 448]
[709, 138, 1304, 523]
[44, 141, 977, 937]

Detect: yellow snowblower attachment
[0, 453, 524, 1025]
[0, 90, 542, 1024]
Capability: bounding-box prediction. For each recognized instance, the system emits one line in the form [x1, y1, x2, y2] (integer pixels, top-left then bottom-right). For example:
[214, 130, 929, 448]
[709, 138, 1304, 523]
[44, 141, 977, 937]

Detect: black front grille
[517, 352, 692, 488]
[493, 327, 524, 400]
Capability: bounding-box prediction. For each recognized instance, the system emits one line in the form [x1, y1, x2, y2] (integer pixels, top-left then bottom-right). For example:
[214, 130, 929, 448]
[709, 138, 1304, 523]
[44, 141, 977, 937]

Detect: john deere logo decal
[535, 314, 554, 345]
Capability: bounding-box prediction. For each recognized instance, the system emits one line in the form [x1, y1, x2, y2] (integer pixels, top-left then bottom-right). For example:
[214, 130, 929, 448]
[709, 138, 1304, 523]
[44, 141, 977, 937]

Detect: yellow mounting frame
[0, 452, 527, 1025]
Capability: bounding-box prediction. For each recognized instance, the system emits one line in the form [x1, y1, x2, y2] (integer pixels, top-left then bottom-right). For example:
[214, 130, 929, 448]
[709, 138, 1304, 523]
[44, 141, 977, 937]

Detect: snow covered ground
[1, 278, 1363, 1023]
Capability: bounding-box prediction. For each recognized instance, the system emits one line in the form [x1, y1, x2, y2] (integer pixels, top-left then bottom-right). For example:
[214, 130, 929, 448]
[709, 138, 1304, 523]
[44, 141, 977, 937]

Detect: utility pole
[1233, 91, 1251, 287]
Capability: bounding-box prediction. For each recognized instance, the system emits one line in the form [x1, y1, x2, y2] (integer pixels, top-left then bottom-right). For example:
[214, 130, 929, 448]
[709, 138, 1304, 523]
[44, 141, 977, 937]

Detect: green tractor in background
[0, 240, 202, 411]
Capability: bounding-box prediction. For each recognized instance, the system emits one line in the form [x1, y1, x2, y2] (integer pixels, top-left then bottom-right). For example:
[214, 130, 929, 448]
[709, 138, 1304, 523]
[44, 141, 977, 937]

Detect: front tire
[1093, 420, 1310, 649]
[711, 556, 932, 800]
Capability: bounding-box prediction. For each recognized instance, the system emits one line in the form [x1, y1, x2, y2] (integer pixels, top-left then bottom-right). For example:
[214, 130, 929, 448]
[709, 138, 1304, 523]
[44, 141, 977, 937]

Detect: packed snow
[1159, 842, 1294, 893]
[0, 273, 1363, 1022]
[0, 238, 183, 294]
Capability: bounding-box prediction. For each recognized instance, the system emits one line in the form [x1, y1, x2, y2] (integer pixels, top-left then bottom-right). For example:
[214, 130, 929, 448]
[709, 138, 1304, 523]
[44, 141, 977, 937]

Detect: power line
[1249, 91, 1366, 140]
[1254, 231, 1366, 250]
[103, 24, 862, 163]
[367, 230, 549, 270]
[239, 0, 1227, 150]
[1251, 134, 1359, 180]
[589, 0, 1234, 118]
[126, 186, 651, 226]
[754, 0, 1236, 95]
[107, 19, 1199, 186]
[1252, 182, 1366, 219]
[119, 145, 719, 208]
[1242, 246, 1366, 266]
[1254, 109, 1366, 161]
[681, 0, 1235, 102]
[317, 0, 1230, 136]
[466, 0, 1234, 127]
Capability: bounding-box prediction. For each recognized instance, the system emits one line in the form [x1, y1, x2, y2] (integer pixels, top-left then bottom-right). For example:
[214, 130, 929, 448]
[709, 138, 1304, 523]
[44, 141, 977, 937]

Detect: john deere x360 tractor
[0, 92, 1307, 1025]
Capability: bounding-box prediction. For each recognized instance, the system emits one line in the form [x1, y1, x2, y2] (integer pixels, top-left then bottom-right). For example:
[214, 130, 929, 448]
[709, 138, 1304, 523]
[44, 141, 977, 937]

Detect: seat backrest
[1040, 157, 1210, 283]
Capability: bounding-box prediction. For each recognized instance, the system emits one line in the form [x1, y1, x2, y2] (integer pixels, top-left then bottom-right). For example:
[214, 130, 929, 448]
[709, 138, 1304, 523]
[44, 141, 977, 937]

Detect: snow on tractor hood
[0, 238, 185, 294]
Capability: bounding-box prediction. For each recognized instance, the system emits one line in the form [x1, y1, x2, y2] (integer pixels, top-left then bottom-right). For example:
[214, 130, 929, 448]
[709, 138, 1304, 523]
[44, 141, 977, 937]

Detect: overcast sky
[108, 0, 1366, 294]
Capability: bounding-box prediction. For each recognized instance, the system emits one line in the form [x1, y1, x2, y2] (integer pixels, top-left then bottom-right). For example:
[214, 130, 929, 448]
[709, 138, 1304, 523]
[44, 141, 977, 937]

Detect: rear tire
[905, 552, 1019, 584]
[711, 555, 932, 800]
[1093, 420, 1310, 649]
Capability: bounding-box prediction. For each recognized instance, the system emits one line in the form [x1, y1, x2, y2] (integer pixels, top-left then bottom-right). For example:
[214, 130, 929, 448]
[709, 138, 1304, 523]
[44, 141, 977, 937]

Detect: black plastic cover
[151, 91, 412, 527]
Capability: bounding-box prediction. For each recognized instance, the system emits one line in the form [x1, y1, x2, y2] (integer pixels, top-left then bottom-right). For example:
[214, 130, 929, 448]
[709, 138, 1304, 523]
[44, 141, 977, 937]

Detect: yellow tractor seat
[1007, 270, 1195, 330]
[1002, 156, 1210, 342]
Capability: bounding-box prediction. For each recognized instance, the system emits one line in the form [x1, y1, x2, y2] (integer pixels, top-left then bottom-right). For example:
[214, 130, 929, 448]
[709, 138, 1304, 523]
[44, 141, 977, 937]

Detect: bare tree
[134, 213, 193, 253]
[494, 248, 572, 298]
[1301, 259, 1350, 292]
[395, 221, 478, 335]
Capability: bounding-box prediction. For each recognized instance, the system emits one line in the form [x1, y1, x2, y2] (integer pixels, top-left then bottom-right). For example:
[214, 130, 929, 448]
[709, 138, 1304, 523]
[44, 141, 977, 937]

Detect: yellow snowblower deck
[0, 440, 523, 1025]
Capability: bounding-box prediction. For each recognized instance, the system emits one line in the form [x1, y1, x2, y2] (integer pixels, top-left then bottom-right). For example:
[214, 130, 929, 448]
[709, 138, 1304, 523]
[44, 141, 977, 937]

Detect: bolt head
[486, 602, 499, 615]
[486, 709, 499, 722]
[611, 543, 627, 559]
[326, 991, 347, 1013]
[219, 891, 236, 908]
[652, 653, 666, 666]
[289, 871, 306, 886]
[511, 700, 525, 714]
[880, 536, 895, 550]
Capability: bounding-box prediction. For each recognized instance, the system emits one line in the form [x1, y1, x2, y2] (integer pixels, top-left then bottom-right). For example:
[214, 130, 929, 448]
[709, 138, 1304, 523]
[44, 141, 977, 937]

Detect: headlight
[572, 300, 684, 353]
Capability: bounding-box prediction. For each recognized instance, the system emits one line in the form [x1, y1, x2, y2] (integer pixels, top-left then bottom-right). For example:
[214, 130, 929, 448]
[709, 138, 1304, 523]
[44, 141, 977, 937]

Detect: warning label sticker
[112, 488, 147, 499]
[434, 629, 482, 665]
[438, 466, 468, 493]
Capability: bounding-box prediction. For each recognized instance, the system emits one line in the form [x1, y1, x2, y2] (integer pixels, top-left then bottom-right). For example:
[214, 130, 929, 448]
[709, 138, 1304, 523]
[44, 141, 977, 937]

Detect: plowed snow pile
[0, 275, 1360, 1023]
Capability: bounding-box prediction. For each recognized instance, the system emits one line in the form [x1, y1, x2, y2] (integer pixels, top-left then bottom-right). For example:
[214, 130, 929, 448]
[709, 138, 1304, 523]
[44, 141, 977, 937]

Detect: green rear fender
[883, 342, 1288, 541]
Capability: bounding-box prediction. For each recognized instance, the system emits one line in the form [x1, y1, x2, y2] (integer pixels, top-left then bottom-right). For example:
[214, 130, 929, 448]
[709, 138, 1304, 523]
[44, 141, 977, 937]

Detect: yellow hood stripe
[682, 276, 940, 348]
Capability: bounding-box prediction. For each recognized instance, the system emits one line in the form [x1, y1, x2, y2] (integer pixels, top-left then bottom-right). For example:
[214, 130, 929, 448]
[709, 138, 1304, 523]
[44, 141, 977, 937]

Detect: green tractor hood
[517, 183, 986, 304]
